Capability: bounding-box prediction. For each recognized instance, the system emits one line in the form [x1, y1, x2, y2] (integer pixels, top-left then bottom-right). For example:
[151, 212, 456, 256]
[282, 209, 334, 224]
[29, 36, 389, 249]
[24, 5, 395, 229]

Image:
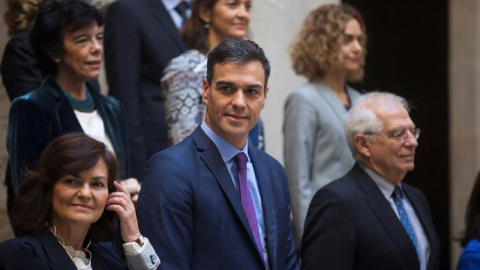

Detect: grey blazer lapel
[314, 80, 349, 123]
[46, 77, 83, 134]
[192, 128, 260, 255]
[352, 164, 420, 269]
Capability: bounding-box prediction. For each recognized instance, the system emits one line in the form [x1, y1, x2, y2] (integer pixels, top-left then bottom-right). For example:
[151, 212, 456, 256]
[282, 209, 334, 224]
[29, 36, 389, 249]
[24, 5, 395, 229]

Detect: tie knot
[174, 1, 190, 17]
[234, 152, 248, 171]
[393, 186, 403, 200]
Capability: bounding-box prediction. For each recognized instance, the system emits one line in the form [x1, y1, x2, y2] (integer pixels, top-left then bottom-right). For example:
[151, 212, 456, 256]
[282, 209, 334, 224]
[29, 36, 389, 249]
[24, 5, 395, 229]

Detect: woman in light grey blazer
[284, 4, 368, 246]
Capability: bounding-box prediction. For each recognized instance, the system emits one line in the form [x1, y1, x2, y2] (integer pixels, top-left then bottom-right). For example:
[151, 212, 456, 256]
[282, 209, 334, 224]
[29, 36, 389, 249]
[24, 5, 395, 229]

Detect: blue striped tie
[393, 186, 420, 258]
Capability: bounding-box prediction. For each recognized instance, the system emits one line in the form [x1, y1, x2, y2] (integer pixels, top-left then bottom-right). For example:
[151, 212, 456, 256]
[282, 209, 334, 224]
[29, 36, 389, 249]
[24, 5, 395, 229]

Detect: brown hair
[461, 170, 480, 247]
[181, 0, 217, 54]
[290, 4, 367, 82]
[11, 132, 119, 243]
[4, 0, 38, 36]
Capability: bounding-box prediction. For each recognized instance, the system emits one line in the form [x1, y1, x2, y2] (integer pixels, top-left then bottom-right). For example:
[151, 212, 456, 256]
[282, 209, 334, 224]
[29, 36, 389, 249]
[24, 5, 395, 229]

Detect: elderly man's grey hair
[344, 92, 410, 157]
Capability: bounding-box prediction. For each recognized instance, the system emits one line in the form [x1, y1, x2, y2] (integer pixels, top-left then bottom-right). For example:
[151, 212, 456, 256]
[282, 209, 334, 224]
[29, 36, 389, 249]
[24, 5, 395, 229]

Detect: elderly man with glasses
[301, 92, 440, 270]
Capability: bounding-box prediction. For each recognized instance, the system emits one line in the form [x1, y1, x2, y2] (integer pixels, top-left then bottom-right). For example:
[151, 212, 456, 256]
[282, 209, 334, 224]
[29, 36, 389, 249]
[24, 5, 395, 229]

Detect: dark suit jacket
[301, 163, 440, 270]
[1, 30, 100, 102]
[0, 229, 124, 270]
[7, 76, 129, 195]
[138, 127, 299, 269]
[104, 0, 185, 180]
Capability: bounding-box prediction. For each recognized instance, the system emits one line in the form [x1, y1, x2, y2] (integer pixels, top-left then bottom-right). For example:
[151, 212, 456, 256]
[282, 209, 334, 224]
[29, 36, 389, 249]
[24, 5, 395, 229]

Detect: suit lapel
[46, 77, 83, 134]
[314, 80, 348, 123]
[147, 0, 185, 51]
[403, 185, 438, 270]
[352, 164, 420, 269]
[191, 128, 261, 260]
[249, 146, 277, 268]
[34, 229, 77, 270]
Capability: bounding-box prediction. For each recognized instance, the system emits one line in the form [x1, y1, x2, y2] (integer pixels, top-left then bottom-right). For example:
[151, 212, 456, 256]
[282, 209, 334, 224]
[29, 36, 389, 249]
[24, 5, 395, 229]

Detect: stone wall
[449, 0, 480, 267]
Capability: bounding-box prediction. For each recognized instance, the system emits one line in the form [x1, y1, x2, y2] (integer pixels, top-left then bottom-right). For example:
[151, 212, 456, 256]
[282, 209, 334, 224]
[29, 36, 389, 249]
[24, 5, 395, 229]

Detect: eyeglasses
[365, 127, 421, 143]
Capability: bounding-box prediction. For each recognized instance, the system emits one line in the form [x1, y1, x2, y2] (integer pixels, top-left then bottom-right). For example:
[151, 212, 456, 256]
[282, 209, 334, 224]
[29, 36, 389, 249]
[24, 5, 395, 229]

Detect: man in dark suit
[302, 92, 440, 270]
[138, 39, 299, 270]
[104, 0, 190, 179]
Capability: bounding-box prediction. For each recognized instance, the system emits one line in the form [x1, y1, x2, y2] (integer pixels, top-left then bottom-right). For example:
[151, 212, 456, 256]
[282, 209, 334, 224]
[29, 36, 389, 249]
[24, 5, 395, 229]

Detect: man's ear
[199, 5, 211, 25]
[202, 78, 209, 104]
[354, 133, 372, 157]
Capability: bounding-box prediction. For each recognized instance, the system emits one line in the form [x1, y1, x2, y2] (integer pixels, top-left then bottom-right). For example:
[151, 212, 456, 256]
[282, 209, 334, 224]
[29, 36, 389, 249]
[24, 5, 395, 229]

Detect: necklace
[63, 88, 95, 112]
[50, 225, 92, 270]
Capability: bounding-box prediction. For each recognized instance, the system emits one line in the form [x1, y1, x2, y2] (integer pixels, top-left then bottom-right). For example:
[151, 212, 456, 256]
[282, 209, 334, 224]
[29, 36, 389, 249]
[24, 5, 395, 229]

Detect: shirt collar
[162, 0, 191, 11]
[201, 121, 250, 163]
[358, 162, 402, 199]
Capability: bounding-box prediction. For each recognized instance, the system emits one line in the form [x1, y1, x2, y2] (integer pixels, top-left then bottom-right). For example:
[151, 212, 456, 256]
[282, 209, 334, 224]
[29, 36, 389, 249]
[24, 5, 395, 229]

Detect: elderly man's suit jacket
[302, 163, 440, 270]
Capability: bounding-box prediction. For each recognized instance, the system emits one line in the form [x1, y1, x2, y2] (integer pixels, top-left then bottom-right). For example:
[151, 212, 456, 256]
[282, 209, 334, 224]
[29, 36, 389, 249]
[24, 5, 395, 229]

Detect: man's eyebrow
[214, 81, 263, 89]
[246, 83, 263, 89]
[215, 80, 235, 86]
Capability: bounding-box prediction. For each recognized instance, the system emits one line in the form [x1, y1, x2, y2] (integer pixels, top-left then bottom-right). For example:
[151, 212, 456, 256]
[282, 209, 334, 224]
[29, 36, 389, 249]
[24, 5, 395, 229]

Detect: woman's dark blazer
[7, 76, 129, 195]
[0, 228, 124, 270]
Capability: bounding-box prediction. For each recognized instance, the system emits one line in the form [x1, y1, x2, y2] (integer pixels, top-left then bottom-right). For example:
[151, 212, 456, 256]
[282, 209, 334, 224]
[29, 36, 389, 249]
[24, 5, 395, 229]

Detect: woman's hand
[119, 178, 141, 205]
[106, 181, 142, 243]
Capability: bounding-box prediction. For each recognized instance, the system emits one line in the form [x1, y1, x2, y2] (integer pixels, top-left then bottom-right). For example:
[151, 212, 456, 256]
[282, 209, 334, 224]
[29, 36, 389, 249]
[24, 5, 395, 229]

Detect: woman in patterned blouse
[161, 0, 264, 149]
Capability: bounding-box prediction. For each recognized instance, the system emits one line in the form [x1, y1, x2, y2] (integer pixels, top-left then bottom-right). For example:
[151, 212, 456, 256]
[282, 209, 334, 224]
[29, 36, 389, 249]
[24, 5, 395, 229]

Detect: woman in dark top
[7, 0, 137, 204]
[0, 133, 159, 270]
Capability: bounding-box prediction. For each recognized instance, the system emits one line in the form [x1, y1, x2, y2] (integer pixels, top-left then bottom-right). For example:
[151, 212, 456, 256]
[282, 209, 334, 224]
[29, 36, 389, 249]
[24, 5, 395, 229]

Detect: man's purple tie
[234, 153, 264, 259]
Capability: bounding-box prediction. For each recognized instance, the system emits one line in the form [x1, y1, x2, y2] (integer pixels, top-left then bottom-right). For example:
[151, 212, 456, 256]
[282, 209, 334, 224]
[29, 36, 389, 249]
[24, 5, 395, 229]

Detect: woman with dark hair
[0, 133, 159, 269]
[283, 4, 367, 245]
[7, 0, 137, 204]
[161, 0, 264, 149]
[457, 170, 480, 269]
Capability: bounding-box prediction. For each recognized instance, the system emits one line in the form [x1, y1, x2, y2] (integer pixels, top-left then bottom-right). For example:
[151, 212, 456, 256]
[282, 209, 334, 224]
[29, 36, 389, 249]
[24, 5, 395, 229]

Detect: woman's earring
[55, 58, 61, 63]
[204, 22, 210, 29]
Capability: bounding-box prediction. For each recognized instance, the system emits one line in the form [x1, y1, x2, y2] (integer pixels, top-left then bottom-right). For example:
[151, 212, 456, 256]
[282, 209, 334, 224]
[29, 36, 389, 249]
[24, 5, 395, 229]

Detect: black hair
[11, 133, 118, 243]
[30, 0, 103, 75]
[206, 39, 270, 87]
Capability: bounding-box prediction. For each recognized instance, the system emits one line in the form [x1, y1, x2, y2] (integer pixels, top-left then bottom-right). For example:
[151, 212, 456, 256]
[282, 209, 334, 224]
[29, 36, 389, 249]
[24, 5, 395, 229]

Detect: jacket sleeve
[7, 97, 50, 194]
[1, 32, 44, 101]
[301, 188, 356, 270]
[456, 245, 480, 270]
[137, 153, 194, 269]
[0, 238, 51, 269]
[283, 90, 318, 243]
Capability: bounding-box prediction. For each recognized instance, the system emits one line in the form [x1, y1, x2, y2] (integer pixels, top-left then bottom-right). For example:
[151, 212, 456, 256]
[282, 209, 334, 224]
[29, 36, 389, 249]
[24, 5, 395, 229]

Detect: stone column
[449, 0, 480, 267]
